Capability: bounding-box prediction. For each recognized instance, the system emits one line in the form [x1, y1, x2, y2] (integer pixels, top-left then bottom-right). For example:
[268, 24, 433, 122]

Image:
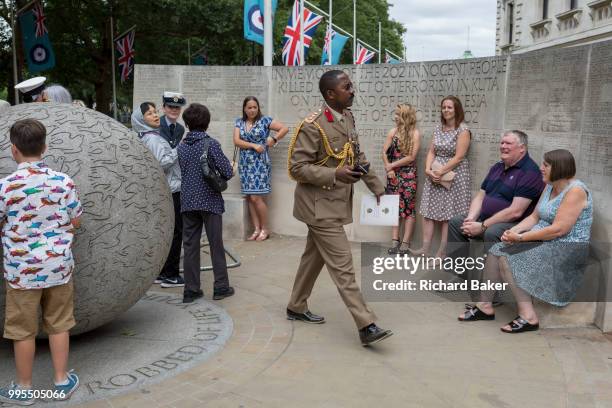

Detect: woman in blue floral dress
[233, 96, 288, 241]
[458, 150, 592, 333]
[382, 104, 421, 254]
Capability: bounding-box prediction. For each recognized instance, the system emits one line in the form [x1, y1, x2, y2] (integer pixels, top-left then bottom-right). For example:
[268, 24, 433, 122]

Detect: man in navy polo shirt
[444, 130, 545, 284]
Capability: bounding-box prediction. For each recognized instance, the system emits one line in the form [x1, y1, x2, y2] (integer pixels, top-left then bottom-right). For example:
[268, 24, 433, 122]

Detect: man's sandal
[500, 316, 539, 333]
[458, 304, 495, 321]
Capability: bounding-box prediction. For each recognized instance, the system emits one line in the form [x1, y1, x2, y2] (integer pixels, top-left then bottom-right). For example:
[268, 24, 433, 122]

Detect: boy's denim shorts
[4, 280, 76, 341]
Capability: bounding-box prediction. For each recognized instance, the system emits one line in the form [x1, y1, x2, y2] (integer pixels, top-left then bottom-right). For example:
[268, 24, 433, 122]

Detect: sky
[388, 0, 498, 62]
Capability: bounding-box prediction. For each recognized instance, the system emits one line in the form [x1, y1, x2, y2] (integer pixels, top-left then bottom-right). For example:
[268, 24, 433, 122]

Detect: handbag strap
[200, 137, 212, 160]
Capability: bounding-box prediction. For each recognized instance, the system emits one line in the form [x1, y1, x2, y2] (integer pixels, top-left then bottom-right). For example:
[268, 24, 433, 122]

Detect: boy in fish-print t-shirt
[0, 119, 82, 405]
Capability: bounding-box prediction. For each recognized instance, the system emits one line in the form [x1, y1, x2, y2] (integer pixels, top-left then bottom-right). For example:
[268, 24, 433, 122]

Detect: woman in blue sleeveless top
[233, 96, 288, 241]
[458, 149, 593, 333]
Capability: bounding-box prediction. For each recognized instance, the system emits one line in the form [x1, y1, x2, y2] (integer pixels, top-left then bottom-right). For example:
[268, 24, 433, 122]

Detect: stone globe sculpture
[0, 103, 173, 335]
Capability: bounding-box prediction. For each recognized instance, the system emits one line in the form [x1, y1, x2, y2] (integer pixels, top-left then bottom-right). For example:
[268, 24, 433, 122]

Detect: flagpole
[11, 0, 19, 104]
[328, 0, 332, 65]
[299, 0, 305, 65]
[378, 21, 381, 64]
[115, 25, 136, 40]
[110, 13, 117, 120]
[264, 0, 272, 66]
[352, 0, 356, 63]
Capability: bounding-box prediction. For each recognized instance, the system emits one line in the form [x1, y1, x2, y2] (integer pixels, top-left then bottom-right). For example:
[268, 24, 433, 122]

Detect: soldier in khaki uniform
[286, 70, 393, 346]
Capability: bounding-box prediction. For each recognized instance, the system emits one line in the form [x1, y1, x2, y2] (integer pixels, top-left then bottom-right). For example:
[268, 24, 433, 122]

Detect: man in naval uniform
[286, 70, 393, 346]
[14, 77, 47, 102]
[155, 92, 187, 288]
[159, 91, 186, 149]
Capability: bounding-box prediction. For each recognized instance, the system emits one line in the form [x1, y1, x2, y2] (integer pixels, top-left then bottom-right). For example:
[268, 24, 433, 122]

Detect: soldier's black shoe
[359, 324, 393, 346]
[286, 308, 325, 324]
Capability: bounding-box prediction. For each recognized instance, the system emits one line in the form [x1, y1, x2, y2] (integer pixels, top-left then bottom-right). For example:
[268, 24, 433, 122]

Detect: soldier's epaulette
[304, 108, 323, 124]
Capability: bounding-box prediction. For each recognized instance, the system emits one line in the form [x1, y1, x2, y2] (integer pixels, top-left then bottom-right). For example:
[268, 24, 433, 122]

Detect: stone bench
[222, 194, 249, 240]
[534, 244, 608, 329]
[463, 242, 608, 329]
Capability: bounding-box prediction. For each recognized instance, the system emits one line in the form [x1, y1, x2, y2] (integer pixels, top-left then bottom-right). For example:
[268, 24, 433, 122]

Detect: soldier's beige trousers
[287, 224, 376, 329]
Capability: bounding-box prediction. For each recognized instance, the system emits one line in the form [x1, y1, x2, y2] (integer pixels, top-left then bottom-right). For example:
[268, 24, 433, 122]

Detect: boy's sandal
[500, 316, 539, 333]
[458, 304, 495, 321]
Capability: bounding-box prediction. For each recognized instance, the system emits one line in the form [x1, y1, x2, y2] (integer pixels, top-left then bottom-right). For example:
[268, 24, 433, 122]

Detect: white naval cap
[162, 91, 186, 107]
[15, 76, 47, 100]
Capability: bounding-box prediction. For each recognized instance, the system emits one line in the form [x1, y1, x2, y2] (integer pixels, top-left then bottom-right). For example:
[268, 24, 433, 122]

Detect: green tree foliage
[0, 0, 404, 113]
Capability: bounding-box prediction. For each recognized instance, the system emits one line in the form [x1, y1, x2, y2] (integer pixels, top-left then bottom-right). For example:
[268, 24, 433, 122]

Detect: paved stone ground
[2, 235, 612, 407]
[0, 292, 234, 406]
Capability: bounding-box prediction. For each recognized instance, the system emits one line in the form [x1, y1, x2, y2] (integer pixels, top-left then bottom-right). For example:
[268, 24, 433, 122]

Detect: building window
[507, 2, 514, 43]
[570, 0, 578, 9]
[556, 6, 583, 30]
[543, 0, 549, 19]
[587, 0, 612, 23]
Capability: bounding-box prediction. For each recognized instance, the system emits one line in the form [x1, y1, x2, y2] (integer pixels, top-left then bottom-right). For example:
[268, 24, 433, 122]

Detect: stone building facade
[496, 0, 612, 54]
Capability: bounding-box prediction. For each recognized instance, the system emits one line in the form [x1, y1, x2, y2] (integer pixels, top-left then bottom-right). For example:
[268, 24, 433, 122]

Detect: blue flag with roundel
[19, 2, 55, 72]
[244, 0, 278, 45]
[321, 28, 349, 65]
[385, 52, 401, 64]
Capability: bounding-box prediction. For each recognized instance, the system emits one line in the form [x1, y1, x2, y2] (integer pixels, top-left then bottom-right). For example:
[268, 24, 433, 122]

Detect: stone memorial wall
[134, 40, 611, 246]
[135, 40, 612, 330]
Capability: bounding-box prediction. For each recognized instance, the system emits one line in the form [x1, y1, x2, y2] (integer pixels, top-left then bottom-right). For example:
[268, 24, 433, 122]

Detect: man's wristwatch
[270, 135, 278, 144]
[517, 233, 524, 242]
[480, 222, 488, 233]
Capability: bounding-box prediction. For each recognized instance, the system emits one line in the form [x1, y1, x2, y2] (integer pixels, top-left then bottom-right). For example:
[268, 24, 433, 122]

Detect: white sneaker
[160, 276, 185, 288]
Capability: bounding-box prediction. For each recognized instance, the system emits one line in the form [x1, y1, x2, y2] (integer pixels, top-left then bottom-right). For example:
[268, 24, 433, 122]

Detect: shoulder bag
[200, 137, 228, 193]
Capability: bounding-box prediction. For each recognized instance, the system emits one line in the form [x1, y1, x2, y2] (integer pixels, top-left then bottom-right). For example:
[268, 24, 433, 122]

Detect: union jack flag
[115, 29, 135, 83]
[282, 0, 323, 66]
[354, 42, 375, 65]
[32, 1, 48, 38]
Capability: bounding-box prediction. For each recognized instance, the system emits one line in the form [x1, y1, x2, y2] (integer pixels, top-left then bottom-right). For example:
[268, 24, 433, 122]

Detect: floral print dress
[385, 134, 418, 218]
[235, 116, 273, 195]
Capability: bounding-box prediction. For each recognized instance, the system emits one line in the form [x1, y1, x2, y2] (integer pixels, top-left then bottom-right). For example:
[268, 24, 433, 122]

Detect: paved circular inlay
[0, 292, 232, 406]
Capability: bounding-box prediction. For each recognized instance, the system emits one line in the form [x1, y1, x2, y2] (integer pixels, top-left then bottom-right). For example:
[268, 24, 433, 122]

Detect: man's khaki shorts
[4, 280, 76, 341]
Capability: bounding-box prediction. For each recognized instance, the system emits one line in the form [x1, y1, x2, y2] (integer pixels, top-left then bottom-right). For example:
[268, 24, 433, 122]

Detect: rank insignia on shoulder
[304, 110, 322, 124]
[323, 108, 334, 122]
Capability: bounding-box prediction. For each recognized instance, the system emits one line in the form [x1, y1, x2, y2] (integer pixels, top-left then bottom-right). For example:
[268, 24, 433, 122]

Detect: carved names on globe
[0, 104, 174, 335]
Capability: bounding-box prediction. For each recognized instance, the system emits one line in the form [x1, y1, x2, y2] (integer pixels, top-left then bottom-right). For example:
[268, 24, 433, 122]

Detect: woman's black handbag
[200, 138, 228, 193]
